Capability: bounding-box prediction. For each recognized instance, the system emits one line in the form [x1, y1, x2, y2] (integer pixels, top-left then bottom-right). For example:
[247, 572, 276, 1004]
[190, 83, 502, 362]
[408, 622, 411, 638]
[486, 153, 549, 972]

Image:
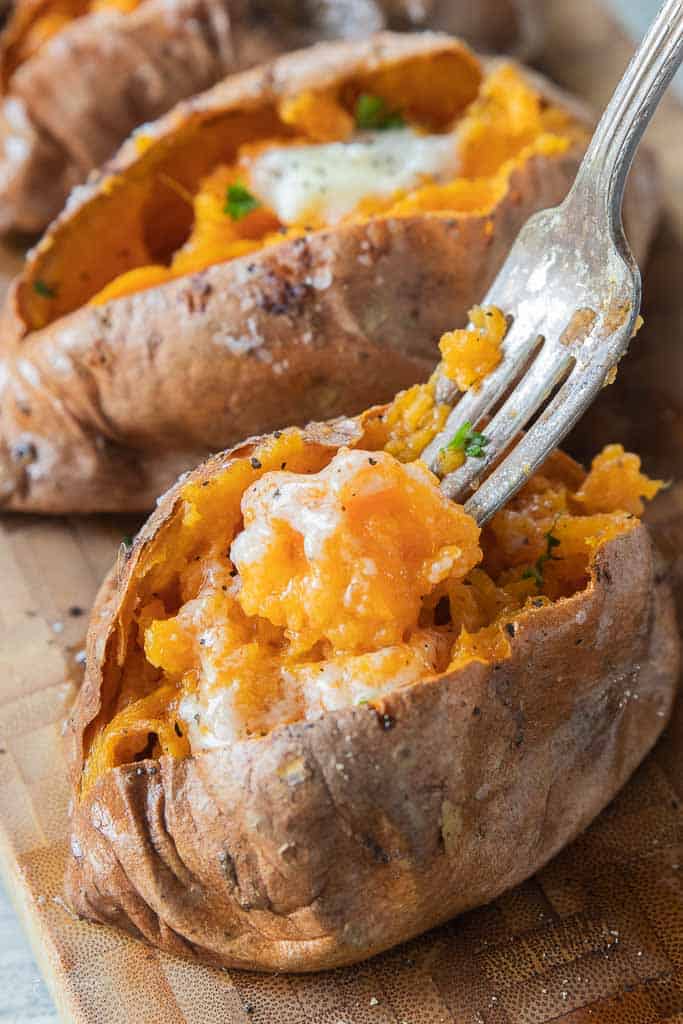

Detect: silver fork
[421, 0, 683, 524]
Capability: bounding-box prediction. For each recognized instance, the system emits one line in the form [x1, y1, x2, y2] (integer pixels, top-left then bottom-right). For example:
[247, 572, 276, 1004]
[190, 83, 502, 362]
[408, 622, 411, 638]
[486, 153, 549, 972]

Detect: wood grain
[1, 2, 682, 1021]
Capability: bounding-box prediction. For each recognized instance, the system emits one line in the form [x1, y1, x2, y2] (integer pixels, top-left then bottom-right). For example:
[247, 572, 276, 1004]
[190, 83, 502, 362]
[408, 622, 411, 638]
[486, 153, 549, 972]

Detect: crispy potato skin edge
[64, 418, 680, 972]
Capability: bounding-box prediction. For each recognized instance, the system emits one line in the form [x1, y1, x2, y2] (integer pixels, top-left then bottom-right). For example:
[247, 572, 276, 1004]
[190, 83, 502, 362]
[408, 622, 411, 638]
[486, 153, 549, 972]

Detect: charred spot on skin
[362, 835, 391, 864]
[11, 441, 37, 465]
[596, 562, 615, 584]
[258, 278, 310, 316]
[512, 707, 525, 748]
[183, 280, 213, 315]
[218, 849, 238, 887]
[472, 706, 482, 717]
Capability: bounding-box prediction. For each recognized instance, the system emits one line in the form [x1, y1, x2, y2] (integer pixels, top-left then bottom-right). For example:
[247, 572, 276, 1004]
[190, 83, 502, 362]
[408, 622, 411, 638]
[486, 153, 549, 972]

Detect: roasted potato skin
[0, 33, 660, 514]
[64, 415, 680, 972]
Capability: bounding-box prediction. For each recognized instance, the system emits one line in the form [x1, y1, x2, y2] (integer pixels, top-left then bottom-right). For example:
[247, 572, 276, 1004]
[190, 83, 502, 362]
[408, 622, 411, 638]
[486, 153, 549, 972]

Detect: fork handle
[568, 0, 683, 244]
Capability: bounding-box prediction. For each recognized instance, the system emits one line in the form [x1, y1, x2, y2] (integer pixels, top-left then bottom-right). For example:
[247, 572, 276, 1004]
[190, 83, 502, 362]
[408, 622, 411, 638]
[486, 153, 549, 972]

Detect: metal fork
[421, 0, 683, 524]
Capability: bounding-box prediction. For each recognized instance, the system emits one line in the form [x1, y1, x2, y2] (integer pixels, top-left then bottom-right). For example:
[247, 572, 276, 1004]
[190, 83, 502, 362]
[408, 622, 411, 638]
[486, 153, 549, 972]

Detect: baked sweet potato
[0, 0, 545, 234]
[65, 353, 679, 971]
[0, 32, 660, 514]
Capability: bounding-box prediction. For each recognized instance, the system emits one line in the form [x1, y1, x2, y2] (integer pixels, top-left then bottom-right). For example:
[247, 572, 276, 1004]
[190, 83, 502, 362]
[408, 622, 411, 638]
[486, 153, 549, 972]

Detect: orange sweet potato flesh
[64, 401, 679, 972]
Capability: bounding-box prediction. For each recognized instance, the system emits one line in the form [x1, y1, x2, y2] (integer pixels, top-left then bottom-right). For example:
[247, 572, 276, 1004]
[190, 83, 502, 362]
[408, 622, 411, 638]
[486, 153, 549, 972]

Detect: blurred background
[608, 0, 683, 94]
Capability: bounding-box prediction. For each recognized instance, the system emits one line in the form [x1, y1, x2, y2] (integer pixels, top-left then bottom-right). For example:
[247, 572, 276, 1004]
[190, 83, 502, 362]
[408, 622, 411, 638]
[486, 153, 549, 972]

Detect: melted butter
[248, 127, 461, 225]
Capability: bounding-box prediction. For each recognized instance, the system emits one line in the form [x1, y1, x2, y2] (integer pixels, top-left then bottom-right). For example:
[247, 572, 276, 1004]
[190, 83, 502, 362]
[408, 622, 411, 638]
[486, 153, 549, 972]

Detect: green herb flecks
[354, 93, 405, 131]
[523, 527, 561, 590]
[442, 421, 491, 459]
[224, 182, 261, 221]
[33, 279, 56, 299]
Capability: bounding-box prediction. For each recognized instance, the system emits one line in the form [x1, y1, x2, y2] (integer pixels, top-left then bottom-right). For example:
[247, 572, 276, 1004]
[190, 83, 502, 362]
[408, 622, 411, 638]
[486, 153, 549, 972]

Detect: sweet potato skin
[64, 416, 680, 972]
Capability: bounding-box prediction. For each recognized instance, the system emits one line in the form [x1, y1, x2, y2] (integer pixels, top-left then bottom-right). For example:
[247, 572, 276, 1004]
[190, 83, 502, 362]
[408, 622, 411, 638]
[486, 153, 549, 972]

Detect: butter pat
[248, 128, 460, 225]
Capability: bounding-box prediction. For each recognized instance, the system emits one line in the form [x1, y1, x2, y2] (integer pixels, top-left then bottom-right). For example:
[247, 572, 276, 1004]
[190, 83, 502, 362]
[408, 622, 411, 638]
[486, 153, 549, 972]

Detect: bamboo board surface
[1, 2, 682, 1021]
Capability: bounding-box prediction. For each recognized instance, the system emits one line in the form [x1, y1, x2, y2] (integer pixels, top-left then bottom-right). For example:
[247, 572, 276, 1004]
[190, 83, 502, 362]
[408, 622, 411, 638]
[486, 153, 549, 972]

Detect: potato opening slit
[22, 49, 583, 329]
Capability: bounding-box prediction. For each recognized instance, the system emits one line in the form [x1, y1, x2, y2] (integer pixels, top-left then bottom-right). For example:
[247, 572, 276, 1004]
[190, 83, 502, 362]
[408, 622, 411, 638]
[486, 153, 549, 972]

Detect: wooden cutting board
[1, 2, 682, 1021]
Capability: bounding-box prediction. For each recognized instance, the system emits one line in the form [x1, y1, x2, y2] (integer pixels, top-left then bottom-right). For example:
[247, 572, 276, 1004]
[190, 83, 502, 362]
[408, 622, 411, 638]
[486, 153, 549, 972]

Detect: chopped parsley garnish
[224, 182, 261, 221]
[354, 93, 405, 131]
[442, 421, 491, 459]
[33, 279, 56, 299]
[523, 528, 561, 590]
[121, 534, 133, 549]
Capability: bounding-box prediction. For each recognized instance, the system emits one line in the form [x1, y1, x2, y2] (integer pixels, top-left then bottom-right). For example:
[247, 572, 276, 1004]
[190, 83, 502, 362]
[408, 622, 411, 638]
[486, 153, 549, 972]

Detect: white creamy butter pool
[248, 128, 461, 225]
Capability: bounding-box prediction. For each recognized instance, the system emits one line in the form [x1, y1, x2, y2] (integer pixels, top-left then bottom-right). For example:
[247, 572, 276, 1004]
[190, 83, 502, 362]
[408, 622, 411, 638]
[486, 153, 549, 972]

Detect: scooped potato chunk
[232, 447, 481, 655]
[144, 448, 480, 747]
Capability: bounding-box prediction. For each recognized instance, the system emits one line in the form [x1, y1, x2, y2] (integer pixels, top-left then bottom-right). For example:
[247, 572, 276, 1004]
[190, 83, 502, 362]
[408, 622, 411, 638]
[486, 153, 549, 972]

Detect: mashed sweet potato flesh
[82, 373, 663, 791]
[86, 62, 576, 308]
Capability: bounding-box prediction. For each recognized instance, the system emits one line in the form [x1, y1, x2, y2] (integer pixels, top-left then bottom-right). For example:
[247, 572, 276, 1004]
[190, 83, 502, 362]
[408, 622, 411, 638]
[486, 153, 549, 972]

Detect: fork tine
[454, 363, 608, 522]
[438, 344, 575, 498]
[422, 320, 544, 470]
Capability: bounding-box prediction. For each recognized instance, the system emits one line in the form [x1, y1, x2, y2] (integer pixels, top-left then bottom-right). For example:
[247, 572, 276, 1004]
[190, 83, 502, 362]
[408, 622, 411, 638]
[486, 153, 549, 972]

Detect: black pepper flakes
[368, 457, 378, 466]
[472, 706, 482, 717]
[68, 605, 84, 617]
[505, 622, 516, 638]
[380, 712, 395, 731]
[250, 457, 262, 470]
